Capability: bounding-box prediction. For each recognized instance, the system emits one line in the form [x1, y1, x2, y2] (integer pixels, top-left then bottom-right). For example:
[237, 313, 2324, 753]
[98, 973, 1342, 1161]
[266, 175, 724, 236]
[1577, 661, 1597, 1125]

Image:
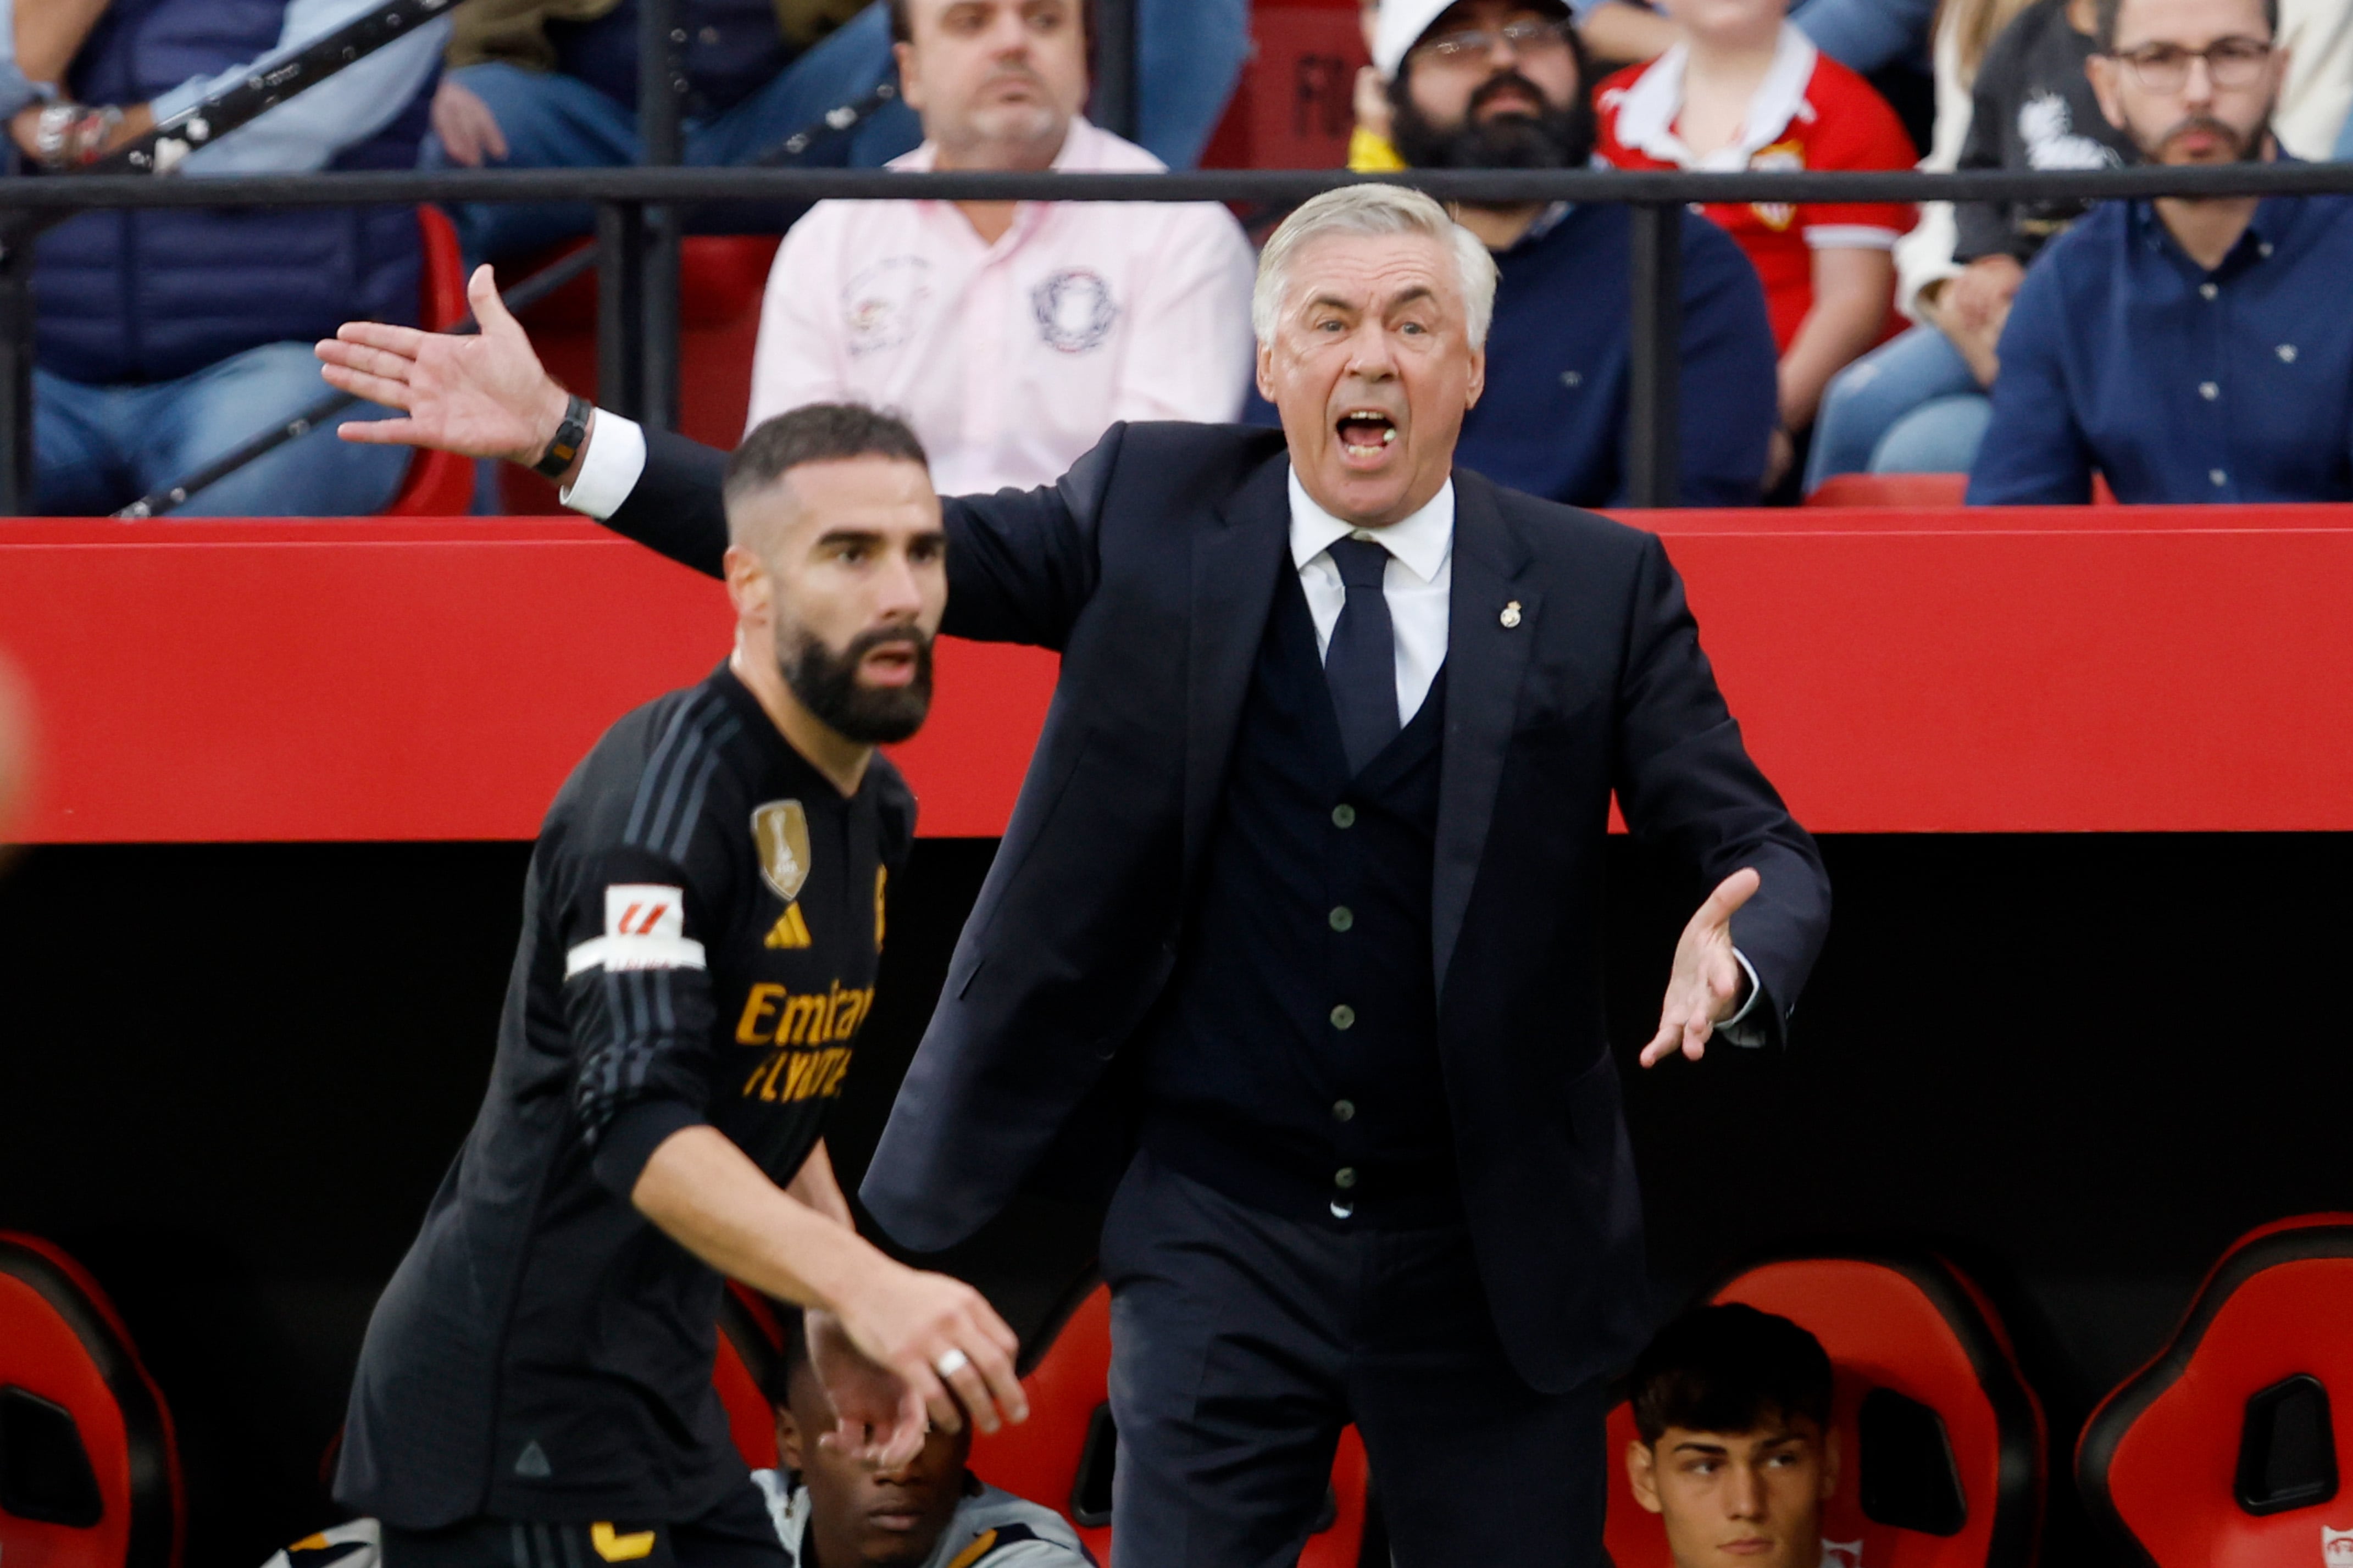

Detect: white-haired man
[318, 182, 1831, 1567]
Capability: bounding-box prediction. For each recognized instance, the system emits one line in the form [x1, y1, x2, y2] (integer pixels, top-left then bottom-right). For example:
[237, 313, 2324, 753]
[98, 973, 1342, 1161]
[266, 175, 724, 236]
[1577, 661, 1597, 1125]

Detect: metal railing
[4, 158, 2351, 512]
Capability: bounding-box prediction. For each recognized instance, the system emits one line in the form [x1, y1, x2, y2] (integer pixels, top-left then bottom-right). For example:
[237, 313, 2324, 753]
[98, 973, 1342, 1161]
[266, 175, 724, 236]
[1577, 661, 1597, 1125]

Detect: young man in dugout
[1624, 1304, 1841, 1568]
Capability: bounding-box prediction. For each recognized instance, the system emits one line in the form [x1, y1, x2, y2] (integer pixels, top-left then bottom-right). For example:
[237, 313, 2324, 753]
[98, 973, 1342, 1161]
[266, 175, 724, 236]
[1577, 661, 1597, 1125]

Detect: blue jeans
[1804, 323, 1994, 492]
[1139, 0, 1252, 170]
[35, 341, 409, 517]
[425, 1, 922, 263]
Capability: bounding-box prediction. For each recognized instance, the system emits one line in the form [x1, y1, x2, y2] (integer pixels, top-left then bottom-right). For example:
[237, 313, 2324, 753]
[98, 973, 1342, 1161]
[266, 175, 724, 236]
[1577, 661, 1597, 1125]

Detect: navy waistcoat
[34, 0, 432, 386]
[1144, 560, 1456, 1228]
[552, 0, 797, 119]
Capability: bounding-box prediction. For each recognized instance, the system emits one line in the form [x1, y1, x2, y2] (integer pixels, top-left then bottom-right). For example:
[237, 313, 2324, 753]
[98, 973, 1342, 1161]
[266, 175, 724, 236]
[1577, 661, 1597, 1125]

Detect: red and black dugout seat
[714, 1284, 788, 1472]
[2077, 1214, 2353, 1567]
[0, 1232, 184, 1567]
[965, 1281, 1374, 1565]
[1604, 1253, 2046, 1568]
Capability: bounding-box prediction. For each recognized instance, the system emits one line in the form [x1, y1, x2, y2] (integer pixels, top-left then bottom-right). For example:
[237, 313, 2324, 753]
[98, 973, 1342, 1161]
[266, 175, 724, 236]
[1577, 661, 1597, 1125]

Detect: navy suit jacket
[606, 420, 1831, 1392]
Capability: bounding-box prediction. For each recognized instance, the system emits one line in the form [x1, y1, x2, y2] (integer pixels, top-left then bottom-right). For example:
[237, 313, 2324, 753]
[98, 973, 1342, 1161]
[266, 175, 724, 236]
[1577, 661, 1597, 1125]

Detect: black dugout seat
[2078, 1214, 2353, 1566]
[0, 1232, 183, 1567]
[1605, 1253, 2046, 1568]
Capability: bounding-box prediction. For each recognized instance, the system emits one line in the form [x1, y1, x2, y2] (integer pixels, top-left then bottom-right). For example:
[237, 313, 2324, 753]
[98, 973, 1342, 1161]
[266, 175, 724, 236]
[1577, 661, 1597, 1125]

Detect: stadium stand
[2077, 1214, 2353, 1567]
[963, 1282, 1374, 1564]
[0, 1232, 184, 1568]
[1604, 1254, 2045, 1568]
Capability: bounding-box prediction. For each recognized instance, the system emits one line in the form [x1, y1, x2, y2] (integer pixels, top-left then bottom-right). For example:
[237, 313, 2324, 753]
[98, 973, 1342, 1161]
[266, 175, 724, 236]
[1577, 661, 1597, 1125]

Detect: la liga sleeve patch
[566, 884, 708, 977]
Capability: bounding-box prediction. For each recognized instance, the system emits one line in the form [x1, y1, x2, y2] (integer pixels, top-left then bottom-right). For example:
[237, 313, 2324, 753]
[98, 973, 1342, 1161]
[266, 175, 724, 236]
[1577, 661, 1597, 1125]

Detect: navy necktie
[1323, 535, 1400, 774]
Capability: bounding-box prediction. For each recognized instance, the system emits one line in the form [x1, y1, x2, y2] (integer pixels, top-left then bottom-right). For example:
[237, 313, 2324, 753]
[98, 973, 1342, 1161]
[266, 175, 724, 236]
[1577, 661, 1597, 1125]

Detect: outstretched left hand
[1640, 868, 1760, 1068]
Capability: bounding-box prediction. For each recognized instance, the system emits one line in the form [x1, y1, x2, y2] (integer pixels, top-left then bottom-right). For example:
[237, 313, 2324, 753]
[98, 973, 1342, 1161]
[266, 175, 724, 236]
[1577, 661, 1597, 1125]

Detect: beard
[781, 622, 935, 746]
[1390, 69, 1597, 171]
[2140, 108, 2273, 189]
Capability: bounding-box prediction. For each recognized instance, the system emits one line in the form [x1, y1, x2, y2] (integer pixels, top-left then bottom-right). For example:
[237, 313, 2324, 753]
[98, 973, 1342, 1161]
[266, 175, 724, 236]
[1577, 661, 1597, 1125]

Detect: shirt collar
[2128, 154, 2304, 277]
[1608, 24, 1819, 168]
[1286, 464, 1456, 585]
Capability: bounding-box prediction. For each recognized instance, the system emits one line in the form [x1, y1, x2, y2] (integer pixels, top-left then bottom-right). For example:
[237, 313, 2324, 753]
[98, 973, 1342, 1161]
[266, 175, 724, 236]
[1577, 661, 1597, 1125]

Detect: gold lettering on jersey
[735, 981, 875, 1047]
[742, 1045, 858, 1104]
[736, 980, 875, 1103]
[752, 800, 812, 902]
[736, 983, 786, 1044]
[875, 866, 888, 949]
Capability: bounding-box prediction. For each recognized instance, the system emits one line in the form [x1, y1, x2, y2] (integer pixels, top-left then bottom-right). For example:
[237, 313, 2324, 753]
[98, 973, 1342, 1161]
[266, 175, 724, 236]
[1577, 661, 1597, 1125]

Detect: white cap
[1372, 0, 1461, 78]
[1369, 0, 1574, 80]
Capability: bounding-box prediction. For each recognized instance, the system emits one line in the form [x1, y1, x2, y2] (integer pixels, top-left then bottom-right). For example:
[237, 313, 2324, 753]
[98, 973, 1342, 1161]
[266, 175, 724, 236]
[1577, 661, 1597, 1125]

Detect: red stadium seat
[0, 1232, 184, 1568]
[499, 236, 782, 514]
[1804, 472, 2121, 507]
[1806, 474, 1971, 508]
[965, 1282, 1372, 1564]
[714, 1284, 786, 1471]
[2077, 1214, 2353, 1567]
[381, 205, 479, 516]
[1605, 1254, 2045, 1568]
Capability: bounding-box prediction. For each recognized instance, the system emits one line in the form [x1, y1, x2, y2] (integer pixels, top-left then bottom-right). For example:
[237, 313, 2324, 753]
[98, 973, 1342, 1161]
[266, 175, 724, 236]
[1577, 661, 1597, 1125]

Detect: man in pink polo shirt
[745, 0, 1258, 495]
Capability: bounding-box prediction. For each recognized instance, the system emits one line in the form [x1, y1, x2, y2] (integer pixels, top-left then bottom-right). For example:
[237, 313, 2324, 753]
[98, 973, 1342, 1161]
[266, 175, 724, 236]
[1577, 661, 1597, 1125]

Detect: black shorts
[379, 1480, 786, 1568]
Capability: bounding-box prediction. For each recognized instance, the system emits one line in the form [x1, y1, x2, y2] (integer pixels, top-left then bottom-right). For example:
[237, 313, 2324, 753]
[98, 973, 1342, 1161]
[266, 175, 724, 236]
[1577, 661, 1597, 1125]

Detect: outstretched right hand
[823, 1255, 1027, 1467]
[315, 264, 569, 466]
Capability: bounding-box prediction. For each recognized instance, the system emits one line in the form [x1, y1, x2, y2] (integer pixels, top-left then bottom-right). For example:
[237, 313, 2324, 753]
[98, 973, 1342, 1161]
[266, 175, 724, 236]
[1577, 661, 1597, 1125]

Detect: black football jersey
[336, 662, 914, 1527]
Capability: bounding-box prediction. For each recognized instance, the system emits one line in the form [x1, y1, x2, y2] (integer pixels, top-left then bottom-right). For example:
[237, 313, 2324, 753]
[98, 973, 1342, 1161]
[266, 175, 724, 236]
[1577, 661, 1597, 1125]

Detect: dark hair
[1629, 1303, 1834, 1445]
[887, 0, 1093, 48]
[2095, 0, 2278, 52]
[723, 402, 929, 515]
[764, 1302, 812, 1408]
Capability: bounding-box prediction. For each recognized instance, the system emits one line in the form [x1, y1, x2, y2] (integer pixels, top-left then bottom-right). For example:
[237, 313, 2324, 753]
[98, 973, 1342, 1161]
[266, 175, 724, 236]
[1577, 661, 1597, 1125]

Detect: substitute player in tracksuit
[335, 403, 1029, 1567]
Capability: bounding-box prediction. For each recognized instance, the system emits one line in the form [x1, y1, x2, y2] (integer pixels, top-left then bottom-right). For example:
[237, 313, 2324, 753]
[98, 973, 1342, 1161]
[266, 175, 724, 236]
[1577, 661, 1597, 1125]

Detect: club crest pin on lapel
[1500, 600, 1523, 629]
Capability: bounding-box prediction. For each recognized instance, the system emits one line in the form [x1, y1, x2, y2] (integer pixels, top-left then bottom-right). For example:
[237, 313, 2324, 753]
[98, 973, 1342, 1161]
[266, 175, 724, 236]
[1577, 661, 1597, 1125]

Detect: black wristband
[532, 393, 593, 480]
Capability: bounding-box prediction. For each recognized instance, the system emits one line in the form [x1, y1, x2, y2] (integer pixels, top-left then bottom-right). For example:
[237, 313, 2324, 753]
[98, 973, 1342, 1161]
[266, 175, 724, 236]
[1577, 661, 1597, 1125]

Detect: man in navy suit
[319, 184, 1832, 1568]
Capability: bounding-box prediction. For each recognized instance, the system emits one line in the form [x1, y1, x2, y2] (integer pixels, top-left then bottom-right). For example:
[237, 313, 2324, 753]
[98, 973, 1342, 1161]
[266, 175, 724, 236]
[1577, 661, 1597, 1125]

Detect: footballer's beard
[781, 623, 935, 746]
[1389, 69, 1597, 173]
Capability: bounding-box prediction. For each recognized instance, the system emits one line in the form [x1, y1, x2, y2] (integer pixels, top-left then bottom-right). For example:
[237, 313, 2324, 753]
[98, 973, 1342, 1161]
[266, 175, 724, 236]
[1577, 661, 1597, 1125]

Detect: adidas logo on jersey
[765, 903, 813, 948]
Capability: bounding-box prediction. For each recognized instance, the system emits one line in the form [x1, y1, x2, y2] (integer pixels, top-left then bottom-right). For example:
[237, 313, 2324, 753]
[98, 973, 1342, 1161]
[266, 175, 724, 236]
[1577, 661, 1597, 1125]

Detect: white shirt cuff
[559, 411, 648, 520]
[1718, 948, 1769, 1049]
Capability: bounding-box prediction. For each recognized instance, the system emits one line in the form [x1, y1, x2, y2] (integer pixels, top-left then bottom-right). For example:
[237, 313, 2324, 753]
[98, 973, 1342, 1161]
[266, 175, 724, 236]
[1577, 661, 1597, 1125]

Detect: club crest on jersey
[753, 800, 812, 902]
[1822, 1542, 1862, 1568]
[2324, 1526, 2353, 1567]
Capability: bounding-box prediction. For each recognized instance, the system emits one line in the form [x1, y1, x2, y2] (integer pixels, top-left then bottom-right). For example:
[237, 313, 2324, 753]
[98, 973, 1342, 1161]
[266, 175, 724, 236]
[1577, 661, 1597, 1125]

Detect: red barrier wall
[3, 504, 2349, 842]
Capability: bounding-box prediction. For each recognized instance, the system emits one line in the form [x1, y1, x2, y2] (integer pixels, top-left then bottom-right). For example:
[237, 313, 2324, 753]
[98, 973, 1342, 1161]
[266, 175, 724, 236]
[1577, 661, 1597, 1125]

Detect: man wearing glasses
[1969, 0, 2353, 503]
[1345, 0, 1781, 507]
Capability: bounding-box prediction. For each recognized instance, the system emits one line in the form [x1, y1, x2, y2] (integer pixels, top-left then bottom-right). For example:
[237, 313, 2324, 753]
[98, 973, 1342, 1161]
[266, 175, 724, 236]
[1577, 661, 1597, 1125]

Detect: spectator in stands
[755, 1304, 1090, 1567]
[0, 0, 447, 517]
[1969, 0, 2353, 503]
[1806, 0, 2133, 488]
[740, 0, 1256, 495]
[2278, 0, 2353, 156]
[429, 0, 1251, 265]
[424, 1, 917, 264]
[1331, 0, 1778, 505]
[1595, 0, 1918, 488]
[1565, 0, 1942, 75]
[1624, 1304, 1839, 1568]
